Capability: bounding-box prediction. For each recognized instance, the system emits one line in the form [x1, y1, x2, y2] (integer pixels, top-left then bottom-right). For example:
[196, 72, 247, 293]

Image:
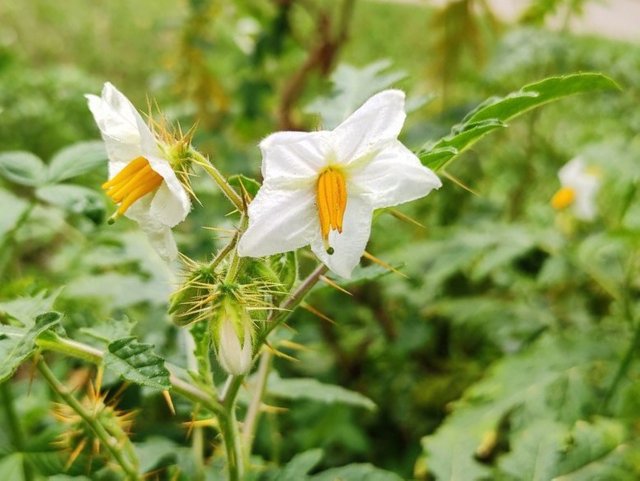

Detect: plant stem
[37, 360, 141, 481]
[0, 381, 34, 481]
[242, 350, 273, 457]
[191, 150, 244, 212]
[36, 333, 226, 417]
[219, 375, 245, 481]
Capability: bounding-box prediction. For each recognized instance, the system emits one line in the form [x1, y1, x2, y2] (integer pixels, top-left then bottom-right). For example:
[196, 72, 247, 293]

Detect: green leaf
[277, 449, 324, 481]
[134, 437, 179, 473]
[46, 141, 106, 182]
[103, 337, 171, 391]
[464, 73, 620, 124]
[0, 289, 62, 327]
[266, 372, 376, 411]
[35, 184, 104, 215]
[419, 119, 506, 170]
[0, 453, 25, 481]
[498, 420, 568, 481]
[0, 151, 46, 186]
[0, 312, 61, 382]
[310, 463, 404, 481]
[419, 73, 619, 170]
[0, 189, 29, 240]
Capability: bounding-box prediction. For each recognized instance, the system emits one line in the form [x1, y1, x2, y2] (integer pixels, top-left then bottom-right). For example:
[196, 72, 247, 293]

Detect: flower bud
[211, 296, 254, 375]
[169, 263, 218, 327]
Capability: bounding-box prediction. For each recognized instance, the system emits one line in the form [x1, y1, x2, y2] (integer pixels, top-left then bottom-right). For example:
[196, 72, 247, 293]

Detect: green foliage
[104, 337, 171, 391]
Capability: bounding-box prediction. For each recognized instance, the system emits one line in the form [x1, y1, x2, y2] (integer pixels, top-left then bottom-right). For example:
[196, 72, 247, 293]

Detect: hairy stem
[190, 150, 244, 212]
[219, 375, 245, 481]
[37, 360, 141, 480]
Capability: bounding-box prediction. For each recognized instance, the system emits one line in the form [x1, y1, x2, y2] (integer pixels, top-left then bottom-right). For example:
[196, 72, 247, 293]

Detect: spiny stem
[36, 333, 226, 417]
[37, 360, 141, 481]
[0, 382, 34, 481]
[190, 149, 244, 212]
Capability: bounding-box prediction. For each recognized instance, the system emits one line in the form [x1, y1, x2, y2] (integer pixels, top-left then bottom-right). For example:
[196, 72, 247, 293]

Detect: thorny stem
[0, 382, 34, 481]
[37, 360, 141, 481]
[190, 149, 244, 212]
[36, 332, 226, 417]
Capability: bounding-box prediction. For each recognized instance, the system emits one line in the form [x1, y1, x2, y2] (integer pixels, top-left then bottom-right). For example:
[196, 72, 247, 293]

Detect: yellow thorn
[265, 342, 299, 362]
[162, 390, 176, 415]
[388, 208, 425, 229]
[320, 275, 352, 296]
[441, 170, 480, 196]
[301, 302, 337, 325]
[279, 339, 312, 352]
[363, 251, 408, 279]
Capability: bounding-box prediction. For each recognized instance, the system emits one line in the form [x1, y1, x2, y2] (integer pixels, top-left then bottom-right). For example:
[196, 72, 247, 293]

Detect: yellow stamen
[551, 186, 576, 210]
[102, 156, 163, 221]
[316, 168, 347, 254]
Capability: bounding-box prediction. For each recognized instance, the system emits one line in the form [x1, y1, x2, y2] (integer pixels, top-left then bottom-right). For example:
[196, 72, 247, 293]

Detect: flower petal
[260, 130, 332, 180]
[123, 196, 179, 260]
[310, 196, 373, 278]
[349, 140, 442, 209]
[146, 155, 191, 227]
[238, 182, 316, 257]
[86, 82, 158, 176]
[332, 89, 407, 164]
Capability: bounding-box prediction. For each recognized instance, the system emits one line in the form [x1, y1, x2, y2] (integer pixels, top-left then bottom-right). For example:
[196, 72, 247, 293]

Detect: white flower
[237, 90, 442, 278]
[86, 82, 191, 260]
[551, 156, 601, 221]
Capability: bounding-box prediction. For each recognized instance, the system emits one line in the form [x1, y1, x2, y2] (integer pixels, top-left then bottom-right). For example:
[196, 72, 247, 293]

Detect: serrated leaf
[267, 372, 376, 411]
[0, 151, 46, 186]
[310, 463, 404, 481]
[0, 312, 61, 382]
[104, 337, 171, 390]
[498, 420, 568, 481]
[276, 449, 324, 481]
[79, 317, 137, 343]
[35, 184, 104, 215]
[46, 141, 106, 182]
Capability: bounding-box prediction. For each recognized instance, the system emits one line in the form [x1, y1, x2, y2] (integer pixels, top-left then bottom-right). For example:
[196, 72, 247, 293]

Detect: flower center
[102, 156, 163, 223]
[551, 186, 576, 210]
[316, 167, 347, 255]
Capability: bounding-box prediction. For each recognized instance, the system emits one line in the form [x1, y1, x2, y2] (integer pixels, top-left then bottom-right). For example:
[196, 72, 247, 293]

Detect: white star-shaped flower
[86, 83, 191, 260]
[551, 156, 601, 221]
[238, 90, 442, 278]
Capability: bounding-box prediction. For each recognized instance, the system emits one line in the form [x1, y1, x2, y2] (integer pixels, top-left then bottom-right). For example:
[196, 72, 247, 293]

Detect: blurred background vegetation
[1, 0, 640, 479]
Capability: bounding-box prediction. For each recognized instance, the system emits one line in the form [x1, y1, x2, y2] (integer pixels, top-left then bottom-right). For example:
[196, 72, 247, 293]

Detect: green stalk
[0, 382, 34, 481]
[242, 350, 273, 459]
[190, 150, 244, 212]
[37, 360, 141, 481]
[219, 375, 245, 481]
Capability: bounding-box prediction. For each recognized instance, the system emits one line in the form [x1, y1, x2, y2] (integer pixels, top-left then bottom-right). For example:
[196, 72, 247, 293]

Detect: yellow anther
[551, 186, 576, 210]
[316, 168, 347, 254]
[102, 156, 163, 220]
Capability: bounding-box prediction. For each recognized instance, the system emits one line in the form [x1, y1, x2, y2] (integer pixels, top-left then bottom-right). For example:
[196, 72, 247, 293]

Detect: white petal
[349, 140, 442, 209]
[238, 182, 316, 257]
[310, 196, 373, 278]
[86, 82, 158, 176]
[260, 130, 332, 180]
[558, 157, 586, 185]
[124, 196, 179, 261]
[332, 90, 407, 164]
[146, 155, 191, 227]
